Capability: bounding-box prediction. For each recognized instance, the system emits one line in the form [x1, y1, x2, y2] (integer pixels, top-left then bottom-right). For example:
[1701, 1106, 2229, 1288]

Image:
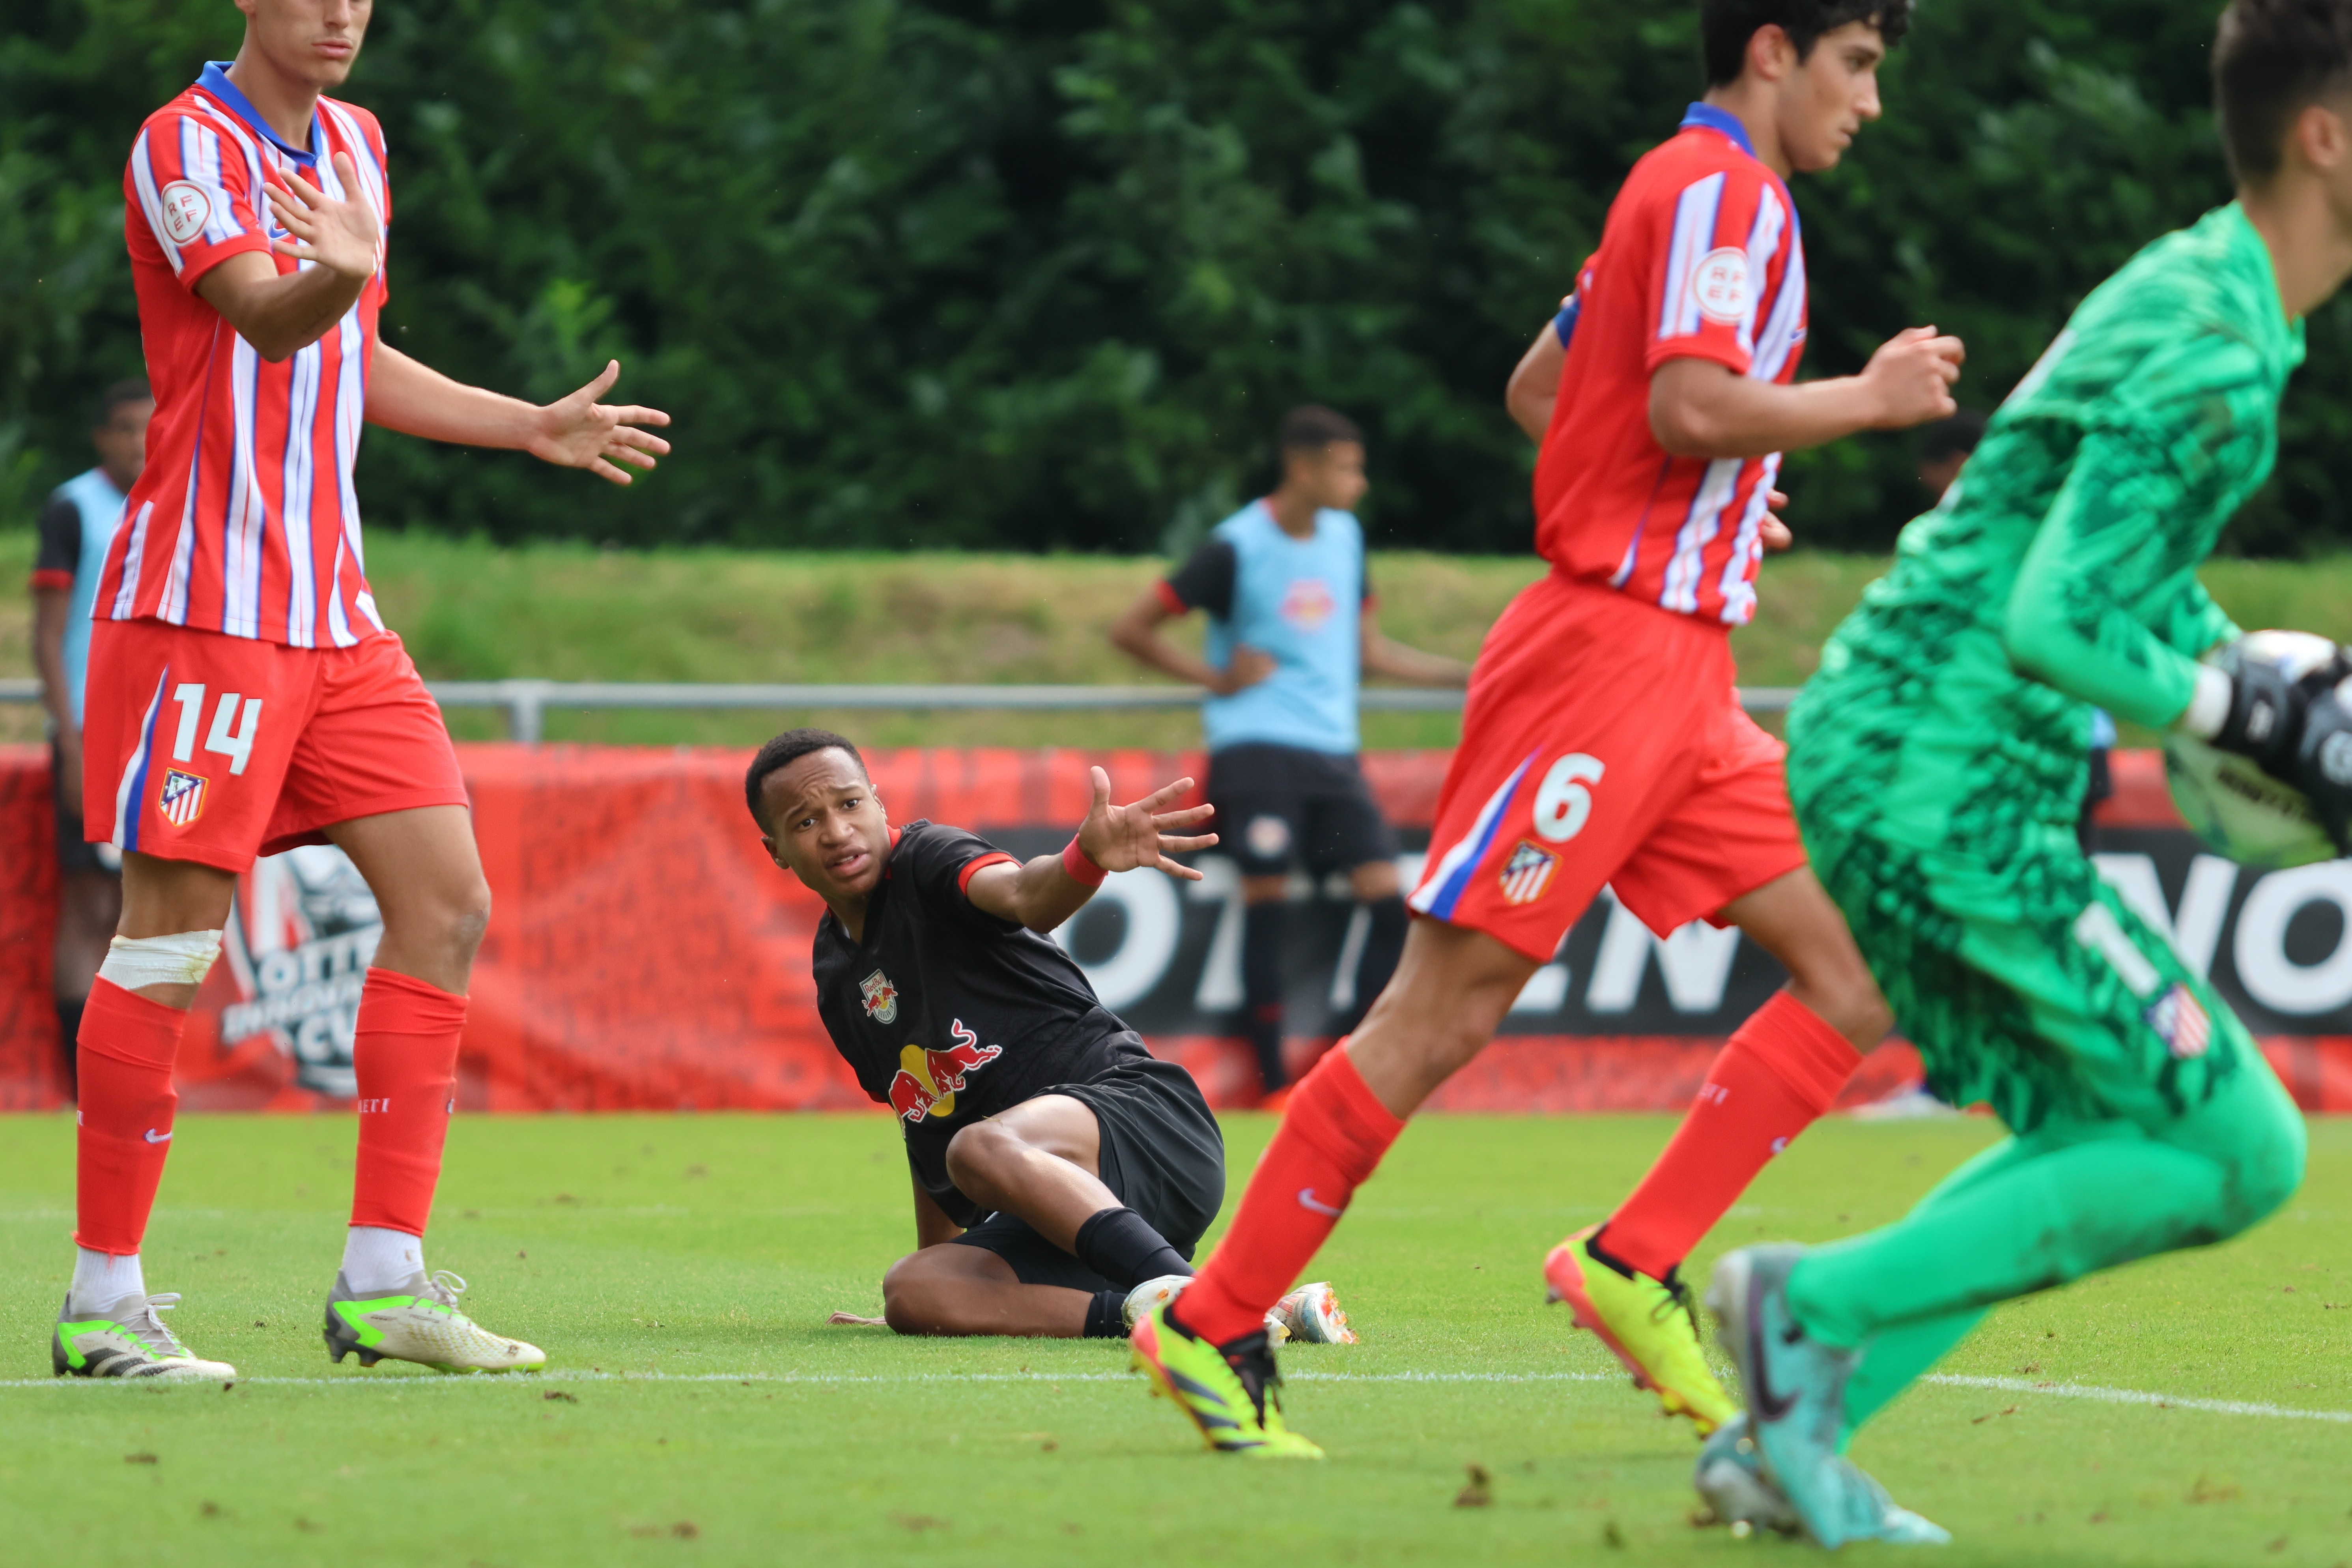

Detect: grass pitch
[0, 1112, 2346, 1567]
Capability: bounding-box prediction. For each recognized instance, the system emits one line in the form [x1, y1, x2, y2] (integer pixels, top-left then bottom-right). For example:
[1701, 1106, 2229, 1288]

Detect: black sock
[1074, 1206, 1193, 1291]
[1241, 899, 1291, 1090]
[1083, 1290, 1129, 1339]
[1336, 894, 1408, 1036]
[53, 998, 83, 1101]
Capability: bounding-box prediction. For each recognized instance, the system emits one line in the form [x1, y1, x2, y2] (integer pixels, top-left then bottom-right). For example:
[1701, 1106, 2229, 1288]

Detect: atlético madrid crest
[159, 768, 209, 828]
[1498, 839, 1559, 906]
[859, 969, 899, 1024]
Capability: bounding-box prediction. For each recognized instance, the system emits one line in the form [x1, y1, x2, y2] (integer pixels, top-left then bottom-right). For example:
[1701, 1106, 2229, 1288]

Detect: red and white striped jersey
[103, 62, 391, 649]
[1534, 103, 1807, 628]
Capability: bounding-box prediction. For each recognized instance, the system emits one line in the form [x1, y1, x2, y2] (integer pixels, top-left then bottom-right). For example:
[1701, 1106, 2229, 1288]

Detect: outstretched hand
[1074, 767, 1217, 880]
[528, 360, 674, 485]
[265, 153, 381, 281]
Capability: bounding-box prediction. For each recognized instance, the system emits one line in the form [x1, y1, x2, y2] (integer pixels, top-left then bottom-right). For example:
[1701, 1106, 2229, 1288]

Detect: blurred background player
[1719, 2, 2337, 1542]
[55, 0, 669, 1381]
[751, 729, 1350, 1344]
[1131, 0, 1963, 1458]
[30, 379, 152, 1099]
[1110, 407, 1468, 1104]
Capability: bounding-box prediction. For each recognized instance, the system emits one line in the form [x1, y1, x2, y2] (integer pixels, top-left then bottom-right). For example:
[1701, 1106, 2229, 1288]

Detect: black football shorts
[1205, 742, 1399, 881]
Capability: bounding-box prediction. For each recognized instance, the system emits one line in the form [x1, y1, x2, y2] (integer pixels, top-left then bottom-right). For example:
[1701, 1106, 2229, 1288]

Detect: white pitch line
[1919, 1373, 2352, 1424]
[0, 1366, 2346, 1423]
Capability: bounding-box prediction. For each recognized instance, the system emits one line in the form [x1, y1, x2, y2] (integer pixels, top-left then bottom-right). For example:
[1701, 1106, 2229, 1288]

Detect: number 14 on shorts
[171, 683, 262, 777]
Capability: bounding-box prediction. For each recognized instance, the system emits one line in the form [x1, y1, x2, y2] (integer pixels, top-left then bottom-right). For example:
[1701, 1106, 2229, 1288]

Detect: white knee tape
[98, 931, 224, 991]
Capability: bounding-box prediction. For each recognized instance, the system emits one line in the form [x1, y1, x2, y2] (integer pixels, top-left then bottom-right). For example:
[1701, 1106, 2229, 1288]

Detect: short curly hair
[745, 728, 866, 831]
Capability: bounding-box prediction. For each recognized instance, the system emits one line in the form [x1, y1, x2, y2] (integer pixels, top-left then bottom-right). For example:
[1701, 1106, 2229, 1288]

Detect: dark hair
[1700, 0, 1913, 87]
[2215, 0, 2352, 185]
[745, 728, 866, 829]
[1919, 408, 1988, 463]
[91, 378, 151, 428]
[1279, 405, 1363, 453]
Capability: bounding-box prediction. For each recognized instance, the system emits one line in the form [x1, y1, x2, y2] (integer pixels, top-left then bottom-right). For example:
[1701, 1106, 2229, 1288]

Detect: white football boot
[53, 1291, 237, 1381]
[1119, 1274, 1357, 1345]
[324, 1269, 545, 1374]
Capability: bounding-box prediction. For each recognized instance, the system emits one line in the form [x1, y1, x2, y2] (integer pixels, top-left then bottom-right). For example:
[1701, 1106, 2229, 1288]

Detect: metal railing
[2, 676, 1796, 744]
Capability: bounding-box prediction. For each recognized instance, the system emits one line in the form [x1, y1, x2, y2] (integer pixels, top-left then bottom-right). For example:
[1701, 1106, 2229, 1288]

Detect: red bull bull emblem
[889, 1019, 1003, 1123]
[859, 968, 899, 1024]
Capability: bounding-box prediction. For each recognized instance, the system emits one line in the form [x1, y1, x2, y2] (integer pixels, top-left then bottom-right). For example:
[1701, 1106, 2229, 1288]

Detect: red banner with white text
[1, 744, 2348, 1114]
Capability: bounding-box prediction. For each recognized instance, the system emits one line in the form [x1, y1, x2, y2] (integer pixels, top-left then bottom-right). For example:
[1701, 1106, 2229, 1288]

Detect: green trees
[4, 1, 2336, 555]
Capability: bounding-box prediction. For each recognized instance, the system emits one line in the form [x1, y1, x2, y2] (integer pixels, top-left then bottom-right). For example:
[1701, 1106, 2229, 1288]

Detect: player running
[54, 0, 669, 1381]
[1131, 0, 1962, 1458]
[1709, 0, 2332, 1544]
[751, 730, 1351, 1344]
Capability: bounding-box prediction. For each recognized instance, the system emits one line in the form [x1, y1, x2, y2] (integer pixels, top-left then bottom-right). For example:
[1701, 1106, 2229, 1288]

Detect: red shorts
[82, 619, 469, 873]
[1408, 574, 1806, 962]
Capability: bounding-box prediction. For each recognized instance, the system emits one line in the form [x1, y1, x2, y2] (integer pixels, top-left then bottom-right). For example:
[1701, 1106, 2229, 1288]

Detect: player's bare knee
[943, 1119, 1019, 1194]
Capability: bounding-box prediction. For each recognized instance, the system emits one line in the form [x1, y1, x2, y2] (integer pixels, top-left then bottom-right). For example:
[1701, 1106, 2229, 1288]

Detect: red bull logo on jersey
[1498, 840, 1559, 906]
[1280, 577, 1336, 631]
[889, 1019, 1003, 1123]
[158, 768, 209, 828]
[859, 969, 899, 1024]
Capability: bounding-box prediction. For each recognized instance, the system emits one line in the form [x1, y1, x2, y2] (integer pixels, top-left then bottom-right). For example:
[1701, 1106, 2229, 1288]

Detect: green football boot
[1693, 1413, 1799, 1536]
[1130, 1306, 1323, 1458]
[53, 1291, 237, 1381]
[1709, 1246, 1949, 1547]
[325, 1269, 545, 1374]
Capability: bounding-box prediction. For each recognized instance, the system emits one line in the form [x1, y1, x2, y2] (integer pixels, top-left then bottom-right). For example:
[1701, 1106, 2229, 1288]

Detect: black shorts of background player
[1109, 407, 1470, 1100]
[750, 728, 1227, 1339]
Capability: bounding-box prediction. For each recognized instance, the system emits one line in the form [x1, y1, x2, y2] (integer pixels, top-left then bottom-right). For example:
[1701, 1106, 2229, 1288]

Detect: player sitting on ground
[749, 729, 1351, 1343]
[53, 0, 669, 1382]
[1708, 0, 2335, 1545]
[1130, 0, 1961, 1461]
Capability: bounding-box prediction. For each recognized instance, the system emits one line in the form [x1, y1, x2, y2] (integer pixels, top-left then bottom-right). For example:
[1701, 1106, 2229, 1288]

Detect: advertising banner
[0, 744, 2346, 1113]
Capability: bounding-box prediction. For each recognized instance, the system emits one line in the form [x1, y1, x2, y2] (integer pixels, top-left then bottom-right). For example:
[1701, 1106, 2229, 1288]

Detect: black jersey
[811, 820, 1147, 1225]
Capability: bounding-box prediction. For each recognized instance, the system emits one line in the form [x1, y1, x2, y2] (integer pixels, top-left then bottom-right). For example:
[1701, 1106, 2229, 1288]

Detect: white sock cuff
[97, 930, 225, 991]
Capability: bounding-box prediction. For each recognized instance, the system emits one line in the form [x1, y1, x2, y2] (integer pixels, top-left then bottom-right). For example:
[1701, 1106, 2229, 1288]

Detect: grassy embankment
[5, 532, 2349, 748]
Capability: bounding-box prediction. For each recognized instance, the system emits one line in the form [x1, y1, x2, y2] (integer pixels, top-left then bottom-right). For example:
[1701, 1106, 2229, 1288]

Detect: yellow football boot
[1545, 1223, 1735, 1434]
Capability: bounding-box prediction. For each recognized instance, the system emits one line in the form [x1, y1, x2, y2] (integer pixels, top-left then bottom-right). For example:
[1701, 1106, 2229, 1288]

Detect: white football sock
[342, 1227, 425, 1294]
[70, 1248, 145, 1313]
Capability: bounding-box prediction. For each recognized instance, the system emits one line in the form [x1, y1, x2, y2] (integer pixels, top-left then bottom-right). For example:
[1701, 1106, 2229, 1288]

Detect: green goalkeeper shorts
[1794, 812, 2260, 1136]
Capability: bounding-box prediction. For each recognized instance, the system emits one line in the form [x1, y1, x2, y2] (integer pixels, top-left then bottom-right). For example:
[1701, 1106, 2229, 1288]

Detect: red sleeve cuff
[1645, 338, 1753, 378]
[1155, 580, 1190, 615]
[178, 233, 277, 293]
[956, 852, 1017, 895]
[30, 569, 74, 591]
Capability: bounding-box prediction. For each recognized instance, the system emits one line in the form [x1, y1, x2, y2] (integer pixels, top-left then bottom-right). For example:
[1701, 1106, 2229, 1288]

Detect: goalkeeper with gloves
[1711, 0, 2345, 1547]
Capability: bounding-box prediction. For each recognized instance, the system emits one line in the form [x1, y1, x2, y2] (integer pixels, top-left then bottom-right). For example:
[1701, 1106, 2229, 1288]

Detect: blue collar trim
[1679, 101, 1756, 158]
[196, 61, 319, 164]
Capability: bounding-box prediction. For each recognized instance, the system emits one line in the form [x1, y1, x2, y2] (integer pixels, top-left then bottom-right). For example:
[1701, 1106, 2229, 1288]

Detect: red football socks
[1171, 1044, 1404, 1346]
[74, 979, 190, 1255]
[1598, 989, 1861, 1281]
[349, 968, 468, 1236]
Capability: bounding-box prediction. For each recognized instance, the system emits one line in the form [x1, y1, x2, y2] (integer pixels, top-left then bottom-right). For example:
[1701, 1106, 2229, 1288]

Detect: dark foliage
[3, 1, 2340, 554]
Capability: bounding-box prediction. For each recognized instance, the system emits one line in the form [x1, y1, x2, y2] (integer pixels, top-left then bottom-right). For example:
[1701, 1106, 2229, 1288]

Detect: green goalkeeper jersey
[1790, 204, 2303, 849]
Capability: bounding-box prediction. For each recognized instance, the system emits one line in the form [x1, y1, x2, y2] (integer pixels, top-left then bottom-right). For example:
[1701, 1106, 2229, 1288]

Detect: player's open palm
[1862, 325, 1966, 430]
[265, 153, 380, 281]
[1076, 767, 1217, 880]
[528, 360, 674, 485]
